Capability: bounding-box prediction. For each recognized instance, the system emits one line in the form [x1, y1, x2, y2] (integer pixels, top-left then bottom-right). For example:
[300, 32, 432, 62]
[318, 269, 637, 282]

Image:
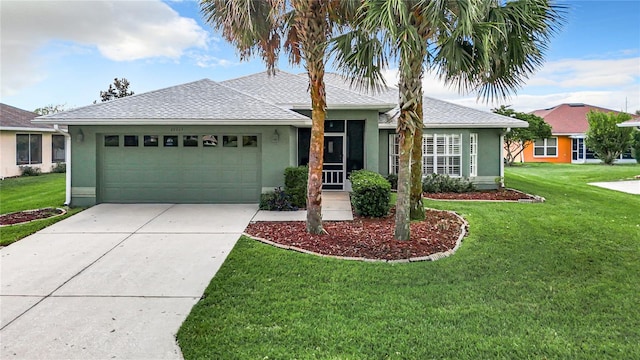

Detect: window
[242, 135, 258, 147]
[124, 135, 139, 147]
[470, 133, 478, 177]
[389, 133, 462, 177]
[163, 135, 178, 147]
[183, 135, 198, 147]
[144, 135, 159, 147]
[16, 134, 42, 165]
[105, 135, 119, 147]
[203, 135, 217, 147]
[52, 135, 65, 162]
[223, 135, 238, 147]
[533, 137, 557, 157]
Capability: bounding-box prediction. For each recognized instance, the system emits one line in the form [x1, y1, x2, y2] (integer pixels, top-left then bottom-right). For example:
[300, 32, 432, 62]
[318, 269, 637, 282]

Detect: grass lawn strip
[0, 173, 83, 246]
[178, 163, 640, 359]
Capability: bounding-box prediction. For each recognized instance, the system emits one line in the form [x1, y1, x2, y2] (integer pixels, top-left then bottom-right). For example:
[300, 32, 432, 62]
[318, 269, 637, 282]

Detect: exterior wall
[522, 135, 572, 163]
[379, 128, 505, 190]
[70, 125, 296, 206]
[294, 109, 380, 172]
[0, 130, 60, 178]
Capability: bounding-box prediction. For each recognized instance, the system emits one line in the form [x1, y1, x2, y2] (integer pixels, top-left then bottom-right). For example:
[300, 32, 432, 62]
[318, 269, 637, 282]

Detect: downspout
[54, 124, 71, 206]
[500, 128, 511, 188]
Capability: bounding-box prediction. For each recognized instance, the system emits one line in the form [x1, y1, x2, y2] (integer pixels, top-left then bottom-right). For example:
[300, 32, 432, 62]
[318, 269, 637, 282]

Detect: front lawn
[0, 173, 82, 246]
[178, 163, 640, 359]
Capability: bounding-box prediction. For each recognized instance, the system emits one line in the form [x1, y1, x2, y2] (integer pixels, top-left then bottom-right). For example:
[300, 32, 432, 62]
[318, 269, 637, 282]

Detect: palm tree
[334, 0, 565, 240]
[200, 0, 356, 234]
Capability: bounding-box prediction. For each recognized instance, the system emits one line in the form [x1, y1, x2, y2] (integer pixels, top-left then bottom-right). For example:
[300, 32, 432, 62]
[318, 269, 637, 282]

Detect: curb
[0, 207, 67, 227]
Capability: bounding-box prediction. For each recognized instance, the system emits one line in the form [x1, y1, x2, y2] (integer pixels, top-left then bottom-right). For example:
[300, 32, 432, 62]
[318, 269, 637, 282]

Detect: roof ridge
[216, 81, 309, 120]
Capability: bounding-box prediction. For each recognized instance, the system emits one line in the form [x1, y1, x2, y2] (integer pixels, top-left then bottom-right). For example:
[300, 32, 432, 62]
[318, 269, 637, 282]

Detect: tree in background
[585, 111, 633, 165]
[493, 106, 552, 166]
[98, 78, 134, 102]
[34, 104, 66, 115]
[631, 130, 640, 164]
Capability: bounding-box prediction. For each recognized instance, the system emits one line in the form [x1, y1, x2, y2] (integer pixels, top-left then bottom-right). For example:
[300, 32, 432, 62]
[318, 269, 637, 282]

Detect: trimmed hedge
[422, 173, 476, 193]
[284, 166, 308, 208]
[349, 170, 390, 217]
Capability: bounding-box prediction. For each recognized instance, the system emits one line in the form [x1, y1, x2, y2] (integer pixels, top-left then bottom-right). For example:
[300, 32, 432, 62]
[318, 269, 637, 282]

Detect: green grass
[0, 173, 83, 246]
[178, 163, 640, 359]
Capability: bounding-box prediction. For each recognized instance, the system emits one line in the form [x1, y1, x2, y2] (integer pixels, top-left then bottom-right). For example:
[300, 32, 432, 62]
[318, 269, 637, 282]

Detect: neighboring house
[523, 103, 636, 164]
[619, 118, 640, 130]
[0, 103, 67, 179]
[33, 71, 527, 206]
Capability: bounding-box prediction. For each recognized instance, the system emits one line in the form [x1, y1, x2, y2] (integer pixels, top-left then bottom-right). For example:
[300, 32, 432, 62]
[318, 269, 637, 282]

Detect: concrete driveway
[1, 203, 258, 359]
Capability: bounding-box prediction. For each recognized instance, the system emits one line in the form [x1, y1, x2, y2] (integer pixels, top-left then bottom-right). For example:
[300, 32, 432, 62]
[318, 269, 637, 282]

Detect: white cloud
[380, 57, 640, 113]
[0, 0, 208, 96]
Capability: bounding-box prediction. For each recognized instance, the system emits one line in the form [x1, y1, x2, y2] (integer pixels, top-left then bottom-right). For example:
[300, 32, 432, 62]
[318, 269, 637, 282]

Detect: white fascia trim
[555, 132, 585, 136]
[618, 121, 640, 127]
[0, 126, 58, 132]
[32, 119, 312, 126]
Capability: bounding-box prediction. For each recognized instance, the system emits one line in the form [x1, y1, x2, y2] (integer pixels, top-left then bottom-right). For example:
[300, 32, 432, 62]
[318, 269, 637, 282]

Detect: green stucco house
[34, 71, 527, 206]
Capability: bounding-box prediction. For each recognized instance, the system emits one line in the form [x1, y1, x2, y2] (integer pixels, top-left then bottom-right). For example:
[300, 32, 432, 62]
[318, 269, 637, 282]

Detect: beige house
[0, 103, 67, 178]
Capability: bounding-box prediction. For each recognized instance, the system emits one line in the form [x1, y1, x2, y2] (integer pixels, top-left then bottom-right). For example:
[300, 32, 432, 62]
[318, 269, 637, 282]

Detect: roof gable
[34, 79, 309, 125]
[0, 103, 55, 130]
[531, 103, 635, 134]
[221, 71, 394, 110]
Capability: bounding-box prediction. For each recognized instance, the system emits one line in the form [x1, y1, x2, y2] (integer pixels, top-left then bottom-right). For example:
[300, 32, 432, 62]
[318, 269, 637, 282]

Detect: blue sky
[1, 0, 639, 114]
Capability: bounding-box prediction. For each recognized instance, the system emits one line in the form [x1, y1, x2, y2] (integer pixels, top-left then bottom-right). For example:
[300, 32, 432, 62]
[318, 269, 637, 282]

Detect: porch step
[252, 192, 353, 222]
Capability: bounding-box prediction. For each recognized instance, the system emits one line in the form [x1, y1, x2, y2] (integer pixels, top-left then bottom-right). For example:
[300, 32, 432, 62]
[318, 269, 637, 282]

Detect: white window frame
[389, 133, 462, 177]
[533, 137, 558, 157]
[16, 133, 42, 165]
[470, 133, 478, 177]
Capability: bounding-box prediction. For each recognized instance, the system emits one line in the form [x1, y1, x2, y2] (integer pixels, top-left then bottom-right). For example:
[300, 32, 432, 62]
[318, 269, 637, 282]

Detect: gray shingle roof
[322, 73, 527, 129]
[34, 79, 309, 125]
[0, 103, 56, 130]
[221, 71, 395, 110]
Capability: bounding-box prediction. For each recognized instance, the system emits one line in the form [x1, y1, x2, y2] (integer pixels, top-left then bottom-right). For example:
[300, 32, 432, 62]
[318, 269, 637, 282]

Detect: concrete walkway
[589, 180, 640, 195]
[1, 203, 258, 359]
[252, 191, 353, 221]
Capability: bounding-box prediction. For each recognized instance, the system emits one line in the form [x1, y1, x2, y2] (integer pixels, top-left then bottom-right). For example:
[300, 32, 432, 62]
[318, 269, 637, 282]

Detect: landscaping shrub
[19, 166, 41, 177]
[259, 187, 298, 211]
[422, 173, 476, 193]
[349, 170, 390, 217]
[51, 162, 66, 173]
[386, 173, 398, 191]
[284, 166, 308, 208]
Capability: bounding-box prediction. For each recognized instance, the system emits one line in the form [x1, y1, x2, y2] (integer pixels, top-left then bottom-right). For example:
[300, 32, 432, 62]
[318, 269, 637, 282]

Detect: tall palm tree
[334, 0, 564, 240]
[200, 0, 356, 234]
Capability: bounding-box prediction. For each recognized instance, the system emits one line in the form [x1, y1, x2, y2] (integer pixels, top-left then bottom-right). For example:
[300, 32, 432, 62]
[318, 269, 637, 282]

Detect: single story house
[1, 103, 67, 179]
[523, 103, 636, 164]
[34, 71, 527, 206]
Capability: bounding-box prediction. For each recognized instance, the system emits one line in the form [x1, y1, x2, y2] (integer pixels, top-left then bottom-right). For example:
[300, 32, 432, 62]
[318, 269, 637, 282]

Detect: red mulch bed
[424, 188, 536, 201]
[245, 208, 465, 261]
[0, 208, 64, 226]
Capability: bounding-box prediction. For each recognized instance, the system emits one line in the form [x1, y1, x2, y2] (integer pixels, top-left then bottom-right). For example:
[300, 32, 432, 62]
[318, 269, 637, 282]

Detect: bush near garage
[349, 170, 390, 218]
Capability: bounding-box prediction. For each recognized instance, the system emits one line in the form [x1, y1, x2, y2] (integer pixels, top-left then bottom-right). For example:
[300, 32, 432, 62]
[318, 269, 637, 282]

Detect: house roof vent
[568, 103, 585, 107]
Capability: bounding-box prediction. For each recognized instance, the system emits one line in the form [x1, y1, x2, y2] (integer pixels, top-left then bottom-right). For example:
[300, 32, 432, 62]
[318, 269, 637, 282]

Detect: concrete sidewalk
[589, 180, 640, 195]
[1, 203, 258, 359]
[252, 191, 353, 221]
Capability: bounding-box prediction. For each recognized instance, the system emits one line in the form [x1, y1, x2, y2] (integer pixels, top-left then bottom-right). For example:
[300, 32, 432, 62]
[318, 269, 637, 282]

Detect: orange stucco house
[522, 103, 636, 164]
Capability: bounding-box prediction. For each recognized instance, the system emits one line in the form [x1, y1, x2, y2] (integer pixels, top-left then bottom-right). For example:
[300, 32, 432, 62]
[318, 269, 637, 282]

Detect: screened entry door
[323, 135, 345, 190]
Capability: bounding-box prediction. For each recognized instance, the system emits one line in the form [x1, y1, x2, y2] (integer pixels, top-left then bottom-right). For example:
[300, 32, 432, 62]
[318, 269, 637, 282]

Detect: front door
[323, 134, 345, 190]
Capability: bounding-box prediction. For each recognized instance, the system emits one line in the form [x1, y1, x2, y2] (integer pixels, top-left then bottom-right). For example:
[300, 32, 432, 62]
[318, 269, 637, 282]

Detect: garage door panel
[99, 134, 260, 203]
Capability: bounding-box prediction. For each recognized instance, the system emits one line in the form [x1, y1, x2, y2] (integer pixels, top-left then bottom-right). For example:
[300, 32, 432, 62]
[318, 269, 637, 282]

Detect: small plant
[284, 166, 308, 208]
[386, 173, 398, 191]
[19, 166, 41, 177]
[422, 173, 475, 193]
[259, 187, 298, 211]
[349, 170, 390, 217]
[51, 162, 66, 173]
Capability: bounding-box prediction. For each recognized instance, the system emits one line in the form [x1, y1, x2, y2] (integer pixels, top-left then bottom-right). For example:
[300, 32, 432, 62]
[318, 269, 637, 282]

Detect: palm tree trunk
[394, 129, 412, 240]
[410, 99, 425, 220]
[297, 0, 328, 234]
